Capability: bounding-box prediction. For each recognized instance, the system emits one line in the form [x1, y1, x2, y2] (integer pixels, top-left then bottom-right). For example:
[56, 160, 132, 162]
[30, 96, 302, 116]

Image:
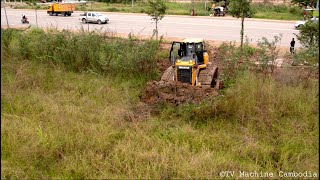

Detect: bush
[295, 20, 319, 49]
[1, 28, 160, 80]
[289, 6, 299, 14]
[292, 47, 319, 66]
[106, 7, 120, 12]
[1, 28, 20, 57]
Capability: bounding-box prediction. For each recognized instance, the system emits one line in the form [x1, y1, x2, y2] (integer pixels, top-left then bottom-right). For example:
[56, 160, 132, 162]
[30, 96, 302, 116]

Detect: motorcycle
[213, 6, 226, 16]
[21, 17, 29, 24]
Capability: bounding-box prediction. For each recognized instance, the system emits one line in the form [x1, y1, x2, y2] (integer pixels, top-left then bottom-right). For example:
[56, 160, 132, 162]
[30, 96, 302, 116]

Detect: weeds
[2, 28, 160, 80]
[1, 28, 318, 179]
[256, 34, 282, 74]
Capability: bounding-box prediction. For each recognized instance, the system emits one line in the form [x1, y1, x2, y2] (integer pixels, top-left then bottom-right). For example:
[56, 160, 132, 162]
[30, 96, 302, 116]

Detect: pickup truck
[79, 12, 109, 24]
[294, 17, 319, 29]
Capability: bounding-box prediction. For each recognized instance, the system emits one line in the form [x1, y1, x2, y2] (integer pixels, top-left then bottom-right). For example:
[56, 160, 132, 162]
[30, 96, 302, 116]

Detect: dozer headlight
[177, 60, 181, 63]
[189, 60, 193, 64]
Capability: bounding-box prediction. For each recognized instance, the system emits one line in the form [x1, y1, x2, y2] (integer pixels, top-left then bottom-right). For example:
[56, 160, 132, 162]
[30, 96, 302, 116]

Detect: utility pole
[131, 0, 133, 8]
[316, 0, 319, 17]
[193, 0, 195, 11]
[3, 0, 10, 28]
[205, 0, 207, 11]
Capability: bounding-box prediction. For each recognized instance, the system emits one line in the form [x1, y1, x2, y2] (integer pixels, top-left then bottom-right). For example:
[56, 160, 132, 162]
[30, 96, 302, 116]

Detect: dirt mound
[140, 80, 219, 105]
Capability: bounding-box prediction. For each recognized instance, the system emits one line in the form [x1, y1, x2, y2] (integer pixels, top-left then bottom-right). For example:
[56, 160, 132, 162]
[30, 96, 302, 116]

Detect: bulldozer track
[198, 62, 219, 88]
[161, 66, 174, 82]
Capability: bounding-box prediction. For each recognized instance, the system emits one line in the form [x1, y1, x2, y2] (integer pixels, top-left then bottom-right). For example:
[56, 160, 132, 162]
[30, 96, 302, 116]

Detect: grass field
[1, 28, 318, 178]
[9, 1, 305, 20]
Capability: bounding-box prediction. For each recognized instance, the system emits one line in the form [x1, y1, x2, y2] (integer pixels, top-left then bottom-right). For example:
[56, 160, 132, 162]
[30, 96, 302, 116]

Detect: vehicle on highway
[294, 17, 319, 29]
[213, 6, 226, 16]
[79, 12, 109, 24]
[47, 3, 76, 16]
[21, 15, 29, 24]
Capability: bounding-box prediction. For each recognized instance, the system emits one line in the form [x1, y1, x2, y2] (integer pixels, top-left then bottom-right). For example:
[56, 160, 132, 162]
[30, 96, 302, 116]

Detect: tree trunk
[3, 1, 10, 28]
[155, 18, 158, 40]
[36, 9, 38, 28]
[240, 16, 244, 49]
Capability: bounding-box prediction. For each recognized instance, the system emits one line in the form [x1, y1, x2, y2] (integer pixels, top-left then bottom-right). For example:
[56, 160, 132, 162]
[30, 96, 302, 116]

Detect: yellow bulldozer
[161, 38, 219, 88]
[140, 38, 220, 104]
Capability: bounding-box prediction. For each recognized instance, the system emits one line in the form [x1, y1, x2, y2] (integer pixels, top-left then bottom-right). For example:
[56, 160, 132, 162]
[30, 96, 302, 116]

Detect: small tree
[3, 1, 10, 28]
[27, 1, 40, 28]
[228, 0, 255, 49]
[295, 20, 319, 48]
[256, 34, 282, 74]
[145, 0, 167, 40]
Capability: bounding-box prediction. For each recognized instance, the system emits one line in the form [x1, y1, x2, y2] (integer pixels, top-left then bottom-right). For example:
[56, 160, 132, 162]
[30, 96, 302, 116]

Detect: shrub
[1, 28, 160, 80]
[295, 20, 319, 49]
[1, 28, 19, 57]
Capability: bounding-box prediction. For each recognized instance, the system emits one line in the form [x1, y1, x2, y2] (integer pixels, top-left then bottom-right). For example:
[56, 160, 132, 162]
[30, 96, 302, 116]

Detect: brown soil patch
[140, 80, 219, 105]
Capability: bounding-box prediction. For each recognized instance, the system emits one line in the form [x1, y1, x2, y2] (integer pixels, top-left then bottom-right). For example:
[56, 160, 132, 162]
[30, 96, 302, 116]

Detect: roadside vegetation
[8, 1, 305, 20]
[1, 27, 318, 178]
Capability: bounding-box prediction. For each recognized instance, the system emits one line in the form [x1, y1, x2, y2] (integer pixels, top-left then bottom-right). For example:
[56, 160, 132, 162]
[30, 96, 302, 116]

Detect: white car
[79, 12, 109, 24]
[294, 17, 318, 29]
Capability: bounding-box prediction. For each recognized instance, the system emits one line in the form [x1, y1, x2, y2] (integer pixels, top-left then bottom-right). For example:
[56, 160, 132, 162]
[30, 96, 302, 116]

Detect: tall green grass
[1, 28, 318, 179]
[1, 28, 160, 80]
[251, 3, 303, 20]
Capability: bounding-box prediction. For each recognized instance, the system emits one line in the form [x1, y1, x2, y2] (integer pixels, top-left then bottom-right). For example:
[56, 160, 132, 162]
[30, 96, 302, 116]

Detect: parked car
[79, 12, 109, 24]
[294, 17, 318, 29]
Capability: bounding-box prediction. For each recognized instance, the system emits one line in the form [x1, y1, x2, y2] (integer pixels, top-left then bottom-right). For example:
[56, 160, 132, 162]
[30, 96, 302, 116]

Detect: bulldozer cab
[165, 38, 218, 87]
[170, 38, 206, 65]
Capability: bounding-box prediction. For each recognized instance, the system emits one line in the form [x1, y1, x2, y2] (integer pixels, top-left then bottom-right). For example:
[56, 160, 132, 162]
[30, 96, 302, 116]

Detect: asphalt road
[1, 8, 301, 47]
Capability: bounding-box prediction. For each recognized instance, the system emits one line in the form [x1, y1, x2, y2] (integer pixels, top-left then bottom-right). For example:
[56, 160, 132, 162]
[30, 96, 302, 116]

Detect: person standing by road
[290, 38, 295, 55]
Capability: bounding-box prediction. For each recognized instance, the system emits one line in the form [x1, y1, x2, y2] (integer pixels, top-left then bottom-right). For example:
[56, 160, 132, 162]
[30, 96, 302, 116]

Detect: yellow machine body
[170, 38, 210, 86]
[47, 3, 76, 16]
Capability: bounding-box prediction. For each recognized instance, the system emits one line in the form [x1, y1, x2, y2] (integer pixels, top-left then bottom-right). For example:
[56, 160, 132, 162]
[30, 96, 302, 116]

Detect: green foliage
[289, 6, 299, 14]
[145, 0, 167, 20]
[1, 28, 319, 178]
[256, 34, 282, 73]
[292, 19, 319, 67]
[158, 71, 318, 176]
[215, 41, 252, 88]
[228, 0, 255, 47]
[295, 20, 319, 48]
[250, 3, 302, 20]
[26, 2, 40, 9]
[2, 53, 318, 179]
[1, 28, 20, 56]
[292, 47, 319, 65]
[228, 0, 256, 18]
[216, 35, 282, 87]
[145, 0, 167, 40]
[1, 28, 160, 80]
[291, 0, 317, 7]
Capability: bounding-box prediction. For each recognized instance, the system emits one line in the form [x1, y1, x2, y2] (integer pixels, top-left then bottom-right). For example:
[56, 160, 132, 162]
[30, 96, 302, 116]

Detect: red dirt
[140, 80, 219, 105]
